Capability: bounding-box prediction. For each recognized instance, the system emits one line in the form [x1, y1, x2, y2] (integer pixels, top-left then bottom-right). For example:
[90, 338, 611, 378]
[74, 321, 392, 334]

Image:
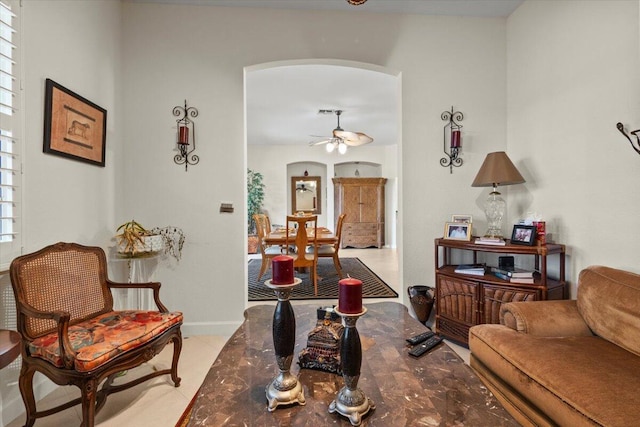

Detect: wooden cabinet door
[359, 185, 379, 223]
[342, 184, 362, 223]
[481, 285, 538, 324]
[436, 274, 478, 344]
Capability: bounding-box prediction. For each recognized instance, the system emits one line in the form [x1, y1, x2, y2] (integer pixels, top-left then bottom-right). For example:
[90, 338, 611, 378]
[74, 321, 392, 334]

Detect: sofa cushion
[470, 324, 640, 426]
[577, 266, 640, 356]
[28, 310, 183, 372]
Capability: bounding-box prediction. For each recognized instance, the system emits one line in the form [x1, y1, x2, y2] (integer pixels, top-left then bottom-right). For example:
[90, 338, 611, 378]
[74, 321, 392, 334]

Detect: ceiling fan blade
[309, 138, 332, 146]
[333, 129, 359, 141]
[335, 130, 374, 146]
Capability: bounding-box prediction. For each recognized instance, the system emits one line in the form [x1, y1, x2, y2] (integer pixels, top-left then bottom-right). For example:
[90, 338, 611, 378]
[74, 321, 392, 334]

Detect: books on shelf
[474, 237, 506, 246]
[490, 266, 535, 278]
[454, 264, 486, 276]
[490, 266, 536, 284]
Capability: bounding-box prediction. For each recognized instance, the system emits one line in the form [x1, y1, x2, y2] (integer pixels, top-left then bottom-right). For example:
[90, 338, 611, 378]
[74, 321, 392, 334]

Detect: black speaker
[499, 256, 514, 269]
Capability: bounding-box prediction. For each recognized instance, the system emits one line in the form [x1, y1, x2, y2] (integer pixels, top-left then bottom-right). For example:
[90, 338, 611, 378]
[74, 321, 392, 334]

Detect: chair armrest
[18, 305, 77, 368]
[107, 280, 169, 312]
[500, 300, 593, 337]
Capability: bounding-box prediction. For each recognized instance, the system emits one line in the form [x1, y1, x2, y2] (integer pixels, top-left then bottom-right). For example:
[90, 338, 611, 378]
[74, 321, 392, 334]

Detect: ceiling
[132, 0, 524, 18]
[132, 0, 524, 148]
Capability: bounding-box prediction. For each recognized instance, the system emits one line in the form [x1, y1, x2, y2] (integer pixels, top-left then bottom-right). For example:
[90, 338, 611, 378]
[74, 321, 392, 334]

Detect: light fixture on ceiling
[471, 152, 525, 238]
[310, 109, 373, 154]
[347, 0, 368, 5]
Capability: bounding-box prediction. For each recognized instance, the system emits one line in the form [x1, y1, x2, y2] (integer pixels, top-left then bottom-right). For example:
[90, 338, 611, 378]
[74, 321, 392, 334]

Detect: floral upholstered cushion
[28, 310, 183, 372]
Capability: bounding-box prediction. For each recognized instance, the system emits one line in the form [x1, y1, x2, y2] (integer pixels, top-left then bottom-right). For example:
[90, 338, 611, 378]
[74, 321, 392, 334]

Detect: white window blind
[0, 0, 20, 270]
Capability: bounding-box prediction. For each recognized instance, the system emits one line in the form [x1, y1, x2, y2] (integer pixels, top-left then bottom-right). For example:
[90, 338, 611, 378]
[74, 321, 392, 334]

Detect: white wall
[506, 0, 640, 296]
[120, 3, 508, 335]
[0, 1, 123, 424]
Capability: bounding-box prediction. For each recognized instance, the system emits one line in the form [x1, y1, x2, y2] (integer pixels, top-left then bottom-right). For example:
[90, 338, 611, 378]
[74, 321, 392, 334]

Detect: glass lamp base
[484, 190, 506, 238]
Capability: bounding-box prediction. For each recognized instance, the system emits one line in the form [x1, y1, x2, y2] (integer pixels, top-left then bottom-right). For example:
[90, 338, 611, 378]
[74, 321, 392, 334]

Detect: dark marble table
[187, 302, 518, 426]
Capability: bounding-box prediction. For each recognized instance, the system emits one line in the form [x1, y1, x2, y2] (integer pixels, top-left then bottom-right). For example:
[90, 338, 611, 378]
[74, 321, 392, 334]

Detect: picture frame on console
[510, 224, 537, 246]
[451, 214, 473, 223]
[444, 222, 472, 241]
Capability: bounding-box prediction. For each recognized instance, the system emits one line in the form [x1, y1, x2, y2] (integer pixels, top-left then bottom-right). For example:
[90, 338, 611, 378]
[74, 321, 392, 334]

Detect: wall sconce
[616, 122, 640, 156]
[440, 106, 464, 173]
[173, 100, 199, 171]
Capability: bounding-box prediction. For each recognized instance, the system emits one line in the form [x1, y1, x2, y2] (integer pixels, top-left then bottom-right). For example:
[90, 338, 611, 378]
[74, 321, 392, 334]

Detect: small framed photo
[444, 222, 472, 241]
[43, 78, 107, 167]
[511, 225, 537, 246]
[452, 214, 473, 223]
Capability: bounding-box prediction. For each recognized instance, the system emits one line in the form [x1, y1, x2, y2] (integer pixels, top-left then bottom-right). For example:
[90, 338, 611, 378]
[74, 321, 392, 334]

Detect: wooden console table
[186, 302, 517, 426]
[435, 237, 567, 345]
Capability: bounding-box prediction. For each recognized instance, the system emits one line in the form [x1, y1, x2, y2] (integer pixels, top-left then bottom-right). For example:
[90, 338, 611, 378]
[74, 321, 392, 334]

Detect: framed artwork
[511, 225, 537, 246]
[452, 214, 473, 223]
[444, 222, 472, 241]
[43, 78, 107, 167]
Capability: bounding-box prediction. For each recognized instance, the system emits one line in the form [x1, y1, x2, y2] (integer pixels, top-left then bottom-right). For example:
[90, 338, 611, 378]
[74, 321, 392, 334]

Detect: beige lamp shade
[471, 151, 525, 187]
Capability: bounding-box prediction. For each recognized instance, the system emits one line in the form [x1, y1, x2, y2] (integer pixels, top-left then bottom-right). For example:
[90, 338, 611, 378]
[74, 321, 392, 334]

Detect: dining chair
[254, 213, 283, 281]
[286, 215, 319, 295]
[308, 213, 346, 279]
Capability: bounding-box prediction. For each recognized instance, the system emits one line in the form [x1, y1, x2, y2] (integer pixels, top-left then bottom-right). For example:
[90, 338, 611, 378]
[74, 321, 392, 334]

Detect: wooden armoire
[333, 177, 387, 249]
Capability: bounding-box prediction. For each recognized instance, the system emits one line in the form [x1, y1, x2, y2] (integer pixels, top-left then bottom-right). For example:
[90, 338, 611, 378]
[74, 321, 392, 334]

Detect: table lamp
[471, 151, 525, 238]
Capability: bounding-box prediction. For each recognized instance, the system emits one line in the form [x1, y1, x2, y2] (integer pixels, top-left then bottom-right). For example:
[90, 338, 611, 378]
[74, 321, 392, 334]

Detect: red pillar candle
[451, 130, 461, 148]
[271, 255, 294, 285]
[338, 277, 363, 314]
[178, 125, 189, 145]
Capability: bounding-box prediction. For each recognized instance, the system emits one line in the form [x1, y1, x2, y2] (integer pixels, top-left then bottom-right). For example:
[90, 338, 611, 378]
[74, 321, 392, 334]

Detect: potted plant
[247, 168, 265, 254]
[116, 220, 164, 257]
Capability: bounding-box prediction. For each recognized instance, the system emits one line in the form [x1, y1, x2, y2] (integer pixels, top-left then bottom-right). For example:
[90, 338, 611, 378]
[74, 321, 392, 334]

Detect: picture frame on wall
[444, 222, 472, 241]
[451, 214, 473, 223]
[43, 78, 107, 167]
[511, 224, 537, 246]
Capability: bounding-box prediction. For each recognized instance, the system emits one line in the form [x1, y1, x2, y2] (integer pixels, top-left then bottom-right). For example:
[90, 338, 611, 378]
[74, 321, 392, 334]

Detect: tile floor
[6, 248, 469, 427]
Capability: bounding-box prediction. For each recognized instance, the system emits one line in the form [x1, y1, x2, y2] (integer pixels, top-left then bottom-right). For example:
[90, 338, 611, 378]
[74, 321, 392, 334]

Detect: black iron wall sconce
[441, 107, 464, 173]
[173, 100, 199, 171]
[616, 122, 640, 156]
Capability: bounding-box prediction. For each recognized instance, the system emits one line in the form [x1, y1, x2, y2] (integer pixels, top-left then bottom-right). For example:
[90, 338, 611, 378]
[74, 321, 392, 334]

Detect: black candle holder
[440, 106, 464, 174]
[264, 278, 306, 411]
[329, 307, 375, 426]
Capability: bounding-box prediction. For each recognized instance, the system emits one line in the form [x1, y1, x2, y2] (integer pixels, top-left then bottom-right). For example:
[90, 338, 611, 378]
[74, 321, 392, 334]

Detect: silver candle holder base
[329, 307, 375, 426]
[264, 278, 306, 412]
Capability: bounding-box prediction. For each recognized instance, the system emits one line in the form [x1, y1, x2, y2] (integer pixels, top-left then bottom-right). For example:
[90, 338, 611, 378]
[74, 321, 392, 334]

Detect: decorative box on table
[298, 307, 344, 374]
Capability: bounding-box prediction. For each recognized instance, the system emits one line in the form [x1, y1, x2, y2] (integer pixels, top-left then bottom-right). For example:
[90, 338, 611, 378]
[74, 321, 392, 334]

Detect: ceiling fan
[309, 109, 373, 153]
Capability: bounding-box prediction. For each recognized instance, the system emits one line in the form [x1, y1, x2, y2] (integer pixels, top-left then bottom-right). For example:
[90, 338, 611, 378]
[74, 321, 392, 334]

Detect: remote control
[408, 335, 443, 357]
[406, 330, 435, 346]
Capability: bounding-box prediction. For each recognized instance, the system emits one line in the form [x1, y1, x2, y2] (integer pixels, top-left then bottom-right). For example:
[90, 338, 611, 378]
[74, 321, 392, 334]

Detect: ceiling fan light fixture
[326, 141, 336, 153]
[338, 142, 348, 154]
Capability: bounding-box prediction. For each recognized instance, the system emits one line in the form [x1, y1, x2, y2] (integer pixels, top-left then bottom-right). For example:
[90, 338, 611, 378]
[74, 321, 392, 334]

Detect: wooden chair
[10, 242, 182, 427]
[308, 213, 346, 278]
[254, 214, 283, 281]
[286, 215, 319, 294]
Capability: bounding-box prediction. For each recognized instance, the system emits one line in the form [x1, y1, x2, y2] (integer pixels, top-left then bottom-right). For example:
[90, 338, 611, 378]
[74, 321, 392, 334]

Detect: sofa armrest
[500, 300, 594, 337]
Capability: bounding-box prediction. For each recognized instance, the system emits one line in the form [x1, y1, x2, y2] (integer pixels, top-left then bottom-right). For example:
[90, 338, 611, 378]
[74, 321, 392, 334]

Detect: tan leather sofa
[469, 265, 640, 426]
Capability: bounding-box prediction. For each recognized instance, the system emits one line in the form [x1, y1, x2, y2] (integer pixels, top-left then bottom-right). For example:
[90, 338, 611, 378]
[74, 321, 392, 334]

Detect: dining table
[263, 226, 338, 247]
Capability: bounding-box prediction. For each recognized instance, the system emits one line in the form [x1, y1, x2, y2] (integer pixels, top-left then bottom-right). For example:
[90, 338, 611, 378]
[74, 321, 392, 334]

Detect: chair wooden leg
[312, 262, 318, 295]
[19, 364, 37, 427]
[257, 257, 269, 281]
[333, 255, 344, 279]
[171, 332, 182, 387]
[80, 378, 98, 427]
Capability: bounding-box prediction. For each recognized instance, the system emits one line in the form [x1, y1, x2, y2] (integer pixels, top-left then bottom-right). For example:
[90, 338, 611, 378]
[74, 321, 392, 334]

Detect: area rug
[248, 257, 398, 301]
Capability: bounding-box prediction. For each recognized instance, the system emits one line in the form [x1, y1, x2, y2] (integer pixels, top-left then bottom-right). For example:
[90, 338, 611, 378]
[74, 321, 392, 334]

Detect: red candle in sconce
[178, 125, 189, 145]
[451, 130, 461, 148]
[271, 255, 294, 285]
[338, 277, 363, 314]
